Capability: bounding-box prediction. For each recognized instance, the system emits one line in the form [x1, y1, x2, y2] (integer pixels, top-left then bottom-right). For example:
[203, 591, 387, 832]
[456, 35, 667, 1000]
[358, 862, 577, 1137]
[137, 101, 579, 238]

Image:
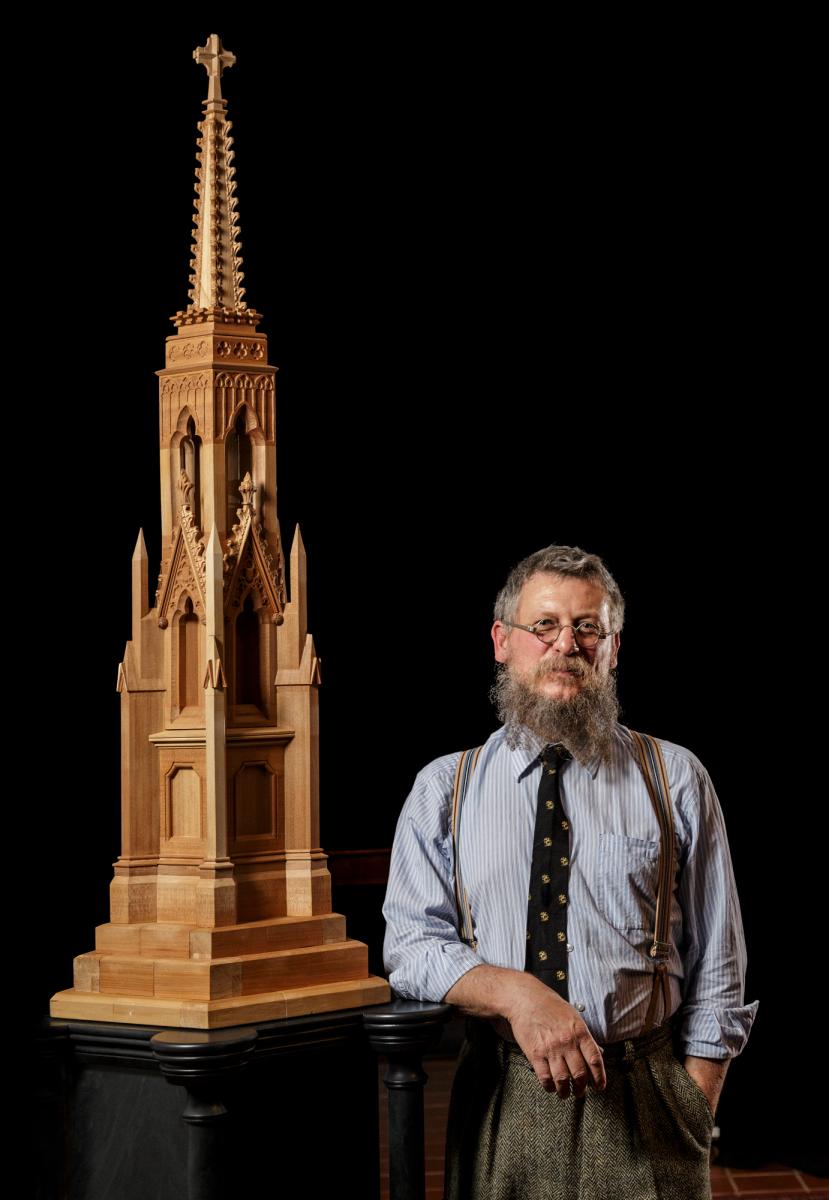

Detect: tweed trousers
[443, 1016, 714, 1200]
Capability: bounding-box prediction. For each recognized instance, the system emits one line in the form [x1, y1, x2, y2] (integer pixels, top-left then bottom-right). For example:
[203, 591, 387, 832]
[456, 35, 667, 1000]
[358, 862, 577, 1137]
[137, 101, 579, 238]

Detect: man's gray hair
[493, 544, 625, 633]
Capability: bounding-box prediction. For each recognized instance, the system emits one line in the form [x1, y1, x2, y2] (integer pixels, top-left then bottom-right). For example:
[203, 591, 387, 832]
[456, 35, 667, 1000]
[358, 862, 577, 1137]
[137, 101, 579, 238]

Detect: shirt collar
[502, 723, 605, 782]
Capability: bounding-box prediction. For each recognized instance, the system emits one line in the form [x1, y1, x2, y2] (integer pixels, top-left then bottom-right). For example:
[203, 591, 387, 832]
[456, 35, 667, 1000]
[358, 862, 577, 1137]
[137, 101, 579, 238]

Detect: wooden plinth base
[50, 974, 391, 1028]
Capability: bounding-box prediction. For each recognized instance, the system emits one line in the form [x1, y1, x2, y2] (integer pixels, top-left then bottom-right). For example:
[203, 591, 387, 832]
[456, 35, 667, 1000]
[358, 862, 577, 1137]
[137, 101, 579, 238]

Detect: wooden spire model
[50, 35, 390, 1028]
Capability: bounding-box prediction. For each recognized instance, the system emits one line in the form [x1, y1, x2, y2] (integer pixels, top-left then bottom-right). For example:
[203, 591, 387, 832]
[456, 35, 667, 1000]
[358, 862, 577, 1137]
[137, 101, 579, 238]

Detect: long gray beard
[489, 658, 621, 766]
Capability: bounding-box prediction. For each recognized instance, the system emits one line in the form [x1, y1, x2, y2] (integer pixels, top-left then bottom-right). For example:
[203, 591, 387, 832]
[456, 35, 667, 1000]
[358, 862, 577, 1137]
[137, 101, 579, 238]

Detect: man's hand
[683, 1054, 730, 1118]
[502, 976, 606, 1100]
[444, 965, 606, 1100]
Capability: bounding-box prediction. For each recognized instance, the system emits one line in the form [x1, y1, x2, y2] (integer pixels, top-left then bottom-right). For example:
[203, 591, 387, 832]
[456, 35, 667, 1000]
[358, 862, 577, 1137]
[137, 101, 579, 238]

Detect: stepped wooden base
[50, 975, 391, 1028]
[49, 912, 391, 1028]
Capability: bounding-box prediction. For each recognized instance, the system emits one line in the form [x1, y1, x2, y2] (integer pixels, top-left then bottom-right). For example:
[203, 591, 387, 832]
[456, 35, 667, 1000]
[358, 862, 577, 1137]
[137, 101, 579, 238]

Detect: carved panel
[214, 372, 275, 442]
[234, 763, 277, 838]
[215, 339, 266, 361]
[156, 512, 207, 627]
[159, 373, 211, 443]
[166, 337, 267, 366]
[158, 747, 207, 858]
[169, 767, 202, 838]
[167, 338, 211, 365]
[227, 747, 284, 856]
[223, 484, 287, 619]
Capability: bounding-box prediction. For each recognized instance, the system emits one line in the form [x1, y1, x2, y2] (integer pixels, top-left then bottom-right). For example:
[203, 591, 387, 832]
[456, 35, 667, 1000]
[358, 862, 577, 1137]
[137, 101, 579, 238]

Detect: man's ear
[492, 621, 510, 663]
[610, 630, 621, 670]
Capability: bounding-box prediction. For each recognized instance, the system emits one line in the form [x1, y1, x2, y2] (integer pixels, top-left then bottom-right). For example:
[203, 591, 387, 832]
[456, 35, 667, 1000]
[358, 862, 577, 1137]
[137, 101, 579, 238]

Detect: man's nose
[551, 626, 580, 654]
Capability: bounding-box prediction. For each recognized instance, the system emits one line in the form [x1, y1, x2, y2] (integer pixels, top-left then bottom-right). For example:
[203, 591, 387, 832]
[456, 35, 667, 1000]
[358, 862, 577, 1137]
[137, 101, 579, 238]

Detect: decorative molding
[215, 373, 274, 442]
[215, 371, 273, 390]
[156, 479, 207, 626]
[216, 340, 265, 360]
[223, 473, 287, 620]
[167, 339, 210, 363]
[160, 373, 213, 398]
[172, 306, 262, 328]
[178, 469, 195, 511]
[167, 337, 267, 365]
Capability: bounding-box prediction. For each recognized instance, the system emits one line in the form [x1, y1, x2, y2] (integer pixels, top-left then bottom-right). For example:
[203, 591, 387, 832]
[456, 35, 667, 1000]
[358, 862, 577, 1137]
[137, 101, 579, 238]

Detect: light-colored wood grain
[99, 958, 155, 997]
[77, 939, 370, 1001]
[50, 975, 391, 1029]
[95, 914, 348, 960]
[140, 924, 194, 958]
[49, 36, 389, 1030]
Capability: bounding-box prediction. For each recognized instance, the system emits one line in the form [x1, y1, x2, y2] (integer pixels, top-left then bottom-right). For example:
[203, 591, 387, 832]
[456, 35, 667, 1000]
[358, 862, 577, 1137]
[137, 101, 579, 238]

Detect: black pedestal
[36, 999, 452, 1200]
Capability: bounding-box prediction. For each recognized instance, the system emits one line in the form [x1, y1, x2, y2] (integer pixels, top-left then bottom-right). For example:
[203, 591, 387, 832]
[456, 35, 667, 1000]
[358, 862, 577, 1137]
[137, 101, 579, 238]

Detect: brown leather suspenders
[451, 731, 676, 1036]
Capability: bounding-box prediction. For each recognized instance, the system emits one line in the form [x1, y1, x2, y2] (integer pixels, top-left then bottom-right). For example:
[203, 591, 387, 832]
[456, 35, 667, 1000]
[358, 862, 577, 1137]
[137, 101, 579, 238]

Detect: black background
[22, 14, 822, 1170]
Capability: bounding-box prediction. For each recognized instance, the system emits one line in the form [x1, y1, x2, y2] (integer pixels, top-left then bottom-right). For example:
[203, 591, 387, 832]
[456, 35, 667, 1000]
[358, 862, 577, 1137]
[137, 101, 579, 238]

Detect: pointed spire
[132, 528, 149, 624]
[172, 35, 262, 329]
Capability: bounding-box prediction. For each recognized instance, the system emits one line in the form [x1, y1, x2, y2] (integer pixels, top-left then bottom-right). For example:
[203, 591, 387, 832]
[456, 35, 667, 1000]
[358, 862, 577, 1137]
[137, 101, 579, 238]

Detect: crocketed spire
[172, 34, 262, 328]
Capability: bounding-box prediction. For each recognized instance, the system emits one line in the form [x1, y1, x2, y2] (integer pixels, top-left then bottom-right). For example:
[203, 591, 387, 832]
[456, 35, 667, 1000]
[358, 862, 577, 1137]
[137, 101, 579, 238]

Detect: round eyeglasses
[501, 619, 613, 648]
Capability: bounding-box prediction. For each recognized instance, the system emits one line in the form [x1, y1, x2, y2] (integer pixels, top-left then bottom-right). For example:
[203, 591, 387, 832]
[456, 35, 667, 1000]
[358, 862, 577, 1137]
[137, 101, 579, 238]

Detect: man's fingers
[531, 1058, 556, 1093]
[531, 1042, 606, 1099]
[569, 1068, 589, 1099]
[517, 1010, 608, 1098]
[535, 1053, 580, 1100]
[579, 1035, 607, 1091]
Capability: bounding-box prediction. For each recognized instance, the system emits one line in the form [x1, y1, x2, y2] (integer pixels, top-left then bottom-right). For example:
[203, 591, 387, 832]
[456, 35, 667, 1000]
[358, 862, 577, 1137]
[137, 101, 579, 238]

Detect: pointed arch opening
[178, 597, 202, 714]
[179, 418, 202, 527]
[235, 593, 262, 710]
[226, 408, 254, 530]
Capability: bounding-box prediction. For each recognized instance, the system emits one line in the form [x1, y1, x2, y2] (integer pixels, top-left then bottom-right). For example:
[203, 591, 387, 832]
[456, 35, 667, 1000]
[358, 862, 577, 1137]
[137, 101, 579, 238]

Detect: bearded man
[382, 544, 758, 1200]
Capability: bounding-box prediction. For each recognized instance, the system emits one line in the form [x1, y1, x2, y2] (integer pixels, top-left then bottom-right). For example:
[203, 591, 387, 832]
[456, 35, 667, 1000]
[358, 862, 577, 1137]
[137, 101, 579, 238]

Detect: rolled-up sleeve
[675, 763, 759, 1058]
[383, 760, 485, 1001]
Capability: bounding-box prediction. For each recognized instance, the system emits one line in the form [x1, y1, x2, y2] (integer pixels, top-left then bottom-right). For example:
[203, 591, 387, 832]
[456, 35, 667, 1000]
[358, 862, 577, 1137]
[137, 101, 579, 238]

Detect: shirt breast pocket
[596, 832, 660, 934]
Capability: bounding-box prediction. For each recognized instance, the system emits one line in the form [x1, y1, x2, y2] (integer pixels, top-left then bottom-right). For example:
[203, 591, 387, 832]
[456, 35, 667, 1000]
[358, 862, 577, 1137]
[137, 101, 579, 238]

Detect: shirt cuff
[678, 999, 760, 1059]
[388, 939, 485, 1004]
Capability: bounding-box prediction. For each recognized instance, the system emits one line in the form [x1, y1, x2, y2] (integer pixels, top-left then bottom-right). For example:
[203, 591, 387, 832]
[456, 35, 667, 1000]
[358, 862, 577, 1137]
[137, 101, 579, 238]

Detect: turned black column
[151, 1027, 257, 1200]
[364, 1000, 452, 1200]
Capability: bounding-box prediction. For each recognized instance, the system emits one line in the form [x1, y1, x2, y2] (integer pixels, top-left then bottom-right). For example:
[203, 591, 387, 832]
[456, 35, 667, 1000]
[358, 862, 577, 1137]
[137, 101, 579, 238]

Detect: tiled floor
[378, 1056, 828, 1200]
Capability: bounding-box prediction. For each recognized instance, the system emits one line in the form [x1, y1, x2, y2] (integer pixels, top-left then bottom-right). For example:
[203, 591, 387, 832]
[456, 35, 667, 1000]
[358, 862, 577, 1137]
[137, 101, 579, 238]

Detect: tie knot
[542, 743, 571, 766]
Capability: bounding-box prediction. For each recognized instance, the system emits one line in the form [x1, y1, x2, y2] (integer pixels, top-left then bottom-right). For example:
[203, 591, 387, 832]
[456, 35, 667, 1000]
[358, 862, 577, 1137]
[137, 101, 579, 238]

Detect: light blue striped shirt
[382, 721, 758, 1059]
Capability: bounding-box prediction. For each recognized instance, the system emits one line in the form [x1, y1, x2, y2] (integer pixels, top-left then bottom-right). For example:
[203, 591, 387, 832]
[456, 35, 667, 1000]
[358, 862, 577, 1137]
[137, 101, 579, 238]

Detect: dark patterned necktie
[525, 742, 572, 998]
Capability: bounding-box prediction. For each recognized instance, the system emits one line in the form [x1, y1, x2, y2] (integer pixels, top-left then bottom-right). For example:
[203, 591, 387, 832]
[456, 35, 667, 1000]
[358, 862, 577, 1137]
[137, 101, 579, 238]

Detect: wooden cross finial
[193, 34, 236, 103]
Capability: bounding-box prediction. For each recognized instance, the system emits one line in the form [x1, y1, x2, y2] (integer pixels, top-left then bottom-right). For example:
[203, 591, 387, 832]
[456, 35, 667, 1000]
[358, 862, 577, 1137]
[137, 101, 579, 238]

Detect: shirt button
[575, 1003, 585, 1012]
[566, 943, 574, 953]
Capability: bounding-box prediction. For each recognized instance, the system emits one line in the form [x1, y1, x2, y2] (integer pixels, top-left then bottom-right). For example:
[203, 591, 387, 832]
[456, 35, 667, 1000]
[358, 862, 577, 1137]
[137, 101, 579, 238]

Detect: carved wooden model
[50, 35, 390, 1028]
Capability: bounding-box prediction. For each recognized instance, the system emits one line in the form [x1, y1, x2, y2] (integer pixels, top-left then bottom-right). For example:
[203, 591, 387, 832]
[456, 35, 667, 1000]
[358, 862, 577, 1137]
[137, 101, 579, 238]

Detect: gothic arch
[226, 399, 264, 439]
[234, 590, 264, 710]
[170, 407, 204, 527]
[172, 595, 204, 720]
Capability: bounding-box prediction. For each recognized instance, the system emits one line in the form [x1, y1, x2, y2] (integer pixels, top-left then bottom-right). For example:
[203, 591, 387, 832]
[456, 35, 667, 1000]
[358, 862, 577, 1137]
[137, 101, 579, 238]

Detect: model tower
[50, 35, 389, 1027]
